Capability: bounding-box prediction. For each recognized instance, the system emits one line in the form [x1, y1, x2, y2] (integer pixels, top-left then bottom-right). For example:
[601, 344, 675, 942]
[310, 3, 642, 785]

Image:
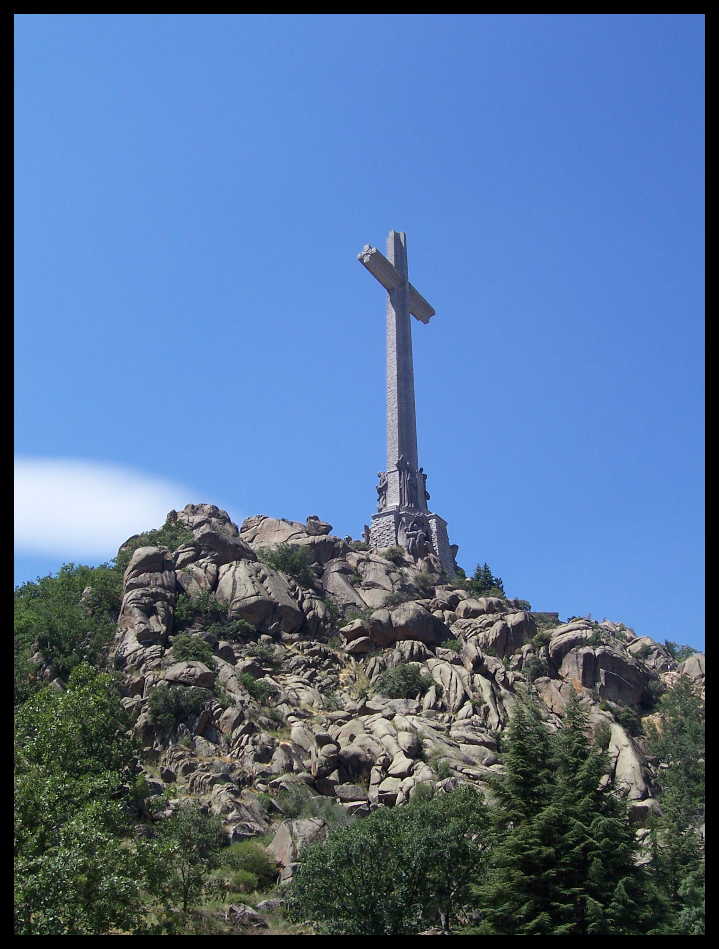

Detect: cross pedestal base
[369, 509, 457, 578]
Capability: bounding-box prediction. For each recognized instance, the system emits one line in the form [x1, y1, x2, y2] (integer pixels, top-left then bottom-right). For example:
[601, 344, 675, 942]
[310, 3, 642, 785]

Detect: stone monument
[358, 231, 458, 576]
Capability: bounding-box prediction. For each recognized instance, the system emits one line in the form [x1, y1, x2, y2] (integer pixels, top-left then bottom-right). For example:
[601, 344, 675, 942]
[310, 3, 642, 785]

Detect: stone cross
[358, 231, 435, 511]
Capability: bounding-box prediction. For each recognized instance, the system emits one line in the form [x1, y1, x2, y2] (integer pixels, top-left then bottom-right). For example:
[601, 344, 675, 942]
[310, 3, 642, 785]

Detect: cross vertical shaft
[385, 230, 418, 508]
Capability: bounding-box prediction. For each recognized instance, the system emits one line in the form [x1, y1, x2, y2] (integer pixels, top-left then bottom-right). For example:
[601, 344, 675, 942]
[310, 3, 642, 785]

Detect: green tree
[645, 677, 705, 933]
[14, 664, 144, 934]
[14, 562, 122, 704]
[289, 786, 491, 934]
[145, 801, 224, 919]
[476, 692, 655, 935]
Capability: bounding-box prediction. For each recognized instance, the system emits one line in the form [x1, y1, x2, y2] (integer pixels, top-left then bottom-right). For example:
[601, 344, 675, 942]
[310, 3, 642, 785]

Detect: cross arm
[357, 245, 435, 323]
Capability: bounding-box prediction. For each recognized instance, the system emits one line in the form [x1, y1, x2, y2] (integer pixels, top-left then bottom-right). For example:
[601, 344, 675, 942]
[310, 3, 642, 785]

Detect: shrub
[146, 684, 213, 731]
[440, 638, 461, 653]
[207, 618, 257, 643]
[245, 642, 277, 667]
[222, 840, 276, 890]
[523, 653, 548, 683]
[375, 662, 433, 699]
[256, 544, 315, 588]
[349, 570, 363, 586]
[383, 546, 406, 565]
[174, 591, 229, 632]
[511, 598, 532, 611]
[383, 590, 417, 608]
[114, 521, 196, 575]
[169, 633, 217, 669]
[663, 640, 698, 663]
[587, 630, 606, 648]
[322, 597, 343, 628]
[349, 541, 370, 551]
[412, 573, 436, 596]
[533, 629, 553, 648]
[237, 671, 277, 705]
[321, 691, 344, 712]
[614, 706, 643, 737]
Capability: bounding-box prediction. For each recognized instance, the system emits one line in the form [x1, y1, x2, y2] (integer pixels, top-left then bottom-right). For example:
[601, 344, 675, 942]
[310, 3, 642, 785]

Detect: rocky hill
[20, 502, 705, 933]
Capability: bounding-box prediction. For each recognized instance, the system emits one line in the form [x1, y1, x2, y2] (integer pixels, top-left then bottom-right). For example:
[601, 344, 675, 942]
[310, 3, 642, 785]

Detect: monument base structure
[370, 508, 457, 578]
[359, 231, 458, 579]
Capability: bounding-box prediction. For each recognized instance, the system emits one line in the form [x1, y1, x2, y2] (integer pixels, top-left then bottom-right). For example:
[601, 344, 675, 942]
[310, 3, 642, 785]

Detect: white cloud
[14, 457, 194, 559]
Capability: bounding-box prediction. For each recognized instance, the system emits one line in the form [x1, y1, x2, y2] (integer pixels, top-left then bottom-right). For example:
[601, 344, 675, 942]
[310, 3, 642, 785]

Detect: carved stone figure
[418, 467, 430, 504]
[376, 472, 388, 511]
[362, 524, 371, 545]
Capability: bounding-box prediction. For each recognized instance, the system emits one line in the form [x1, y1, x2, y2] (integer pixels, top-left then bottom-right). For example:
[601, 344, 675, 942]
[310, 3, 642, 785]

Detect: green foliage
[412, 573, 437, 596]
[512, 598, 532, 611]
[440, 638, 461, 653]
[322, 596, 343, 627]
[466, 562, 505, 599]
[237, 671, 277, 705]
[169, 632, 217, 669]
[382, 546, 406, 565]
[474, 692, 656, 935]
[14, 563, 123, 704]
[613, 705, 643, 737]
[256, 543, 315, 588]
[663, 640, 698, 663]
[245, 642, 278, 666]
[321, 691, 344, 712]
[221, 841, 276, 891]
[382, 589, 417, 608]
[587, 629, 606, 647]
[144, 801, 224, 918]
[533, 628, 553, 648]
[349, 540, 370, 551]
[146, 684, 214, 731]
[522, 653, 548, 683]
[14, 664, 145, 934]
[114, 521, 195, 575]
[348, 570, 363, 586]
[374, 662, 434, 700]
[288, 786, 492, 933]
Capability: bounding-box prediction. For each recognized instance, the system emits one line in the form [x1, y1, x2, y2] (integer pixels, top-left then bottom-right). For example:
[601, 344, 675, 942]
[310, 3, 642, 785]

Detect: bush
[237, 672, 277, 705]
[440, 638, 461, 653]
[511, 598, 532, 611]
[246, 643, 277, 667]
[523, 653, 548, 683]
[114, 521, 195, 575]
[383, 546, 406, 565]
[614, 706, 643, 737]
[256, 544, 315, 588]
[146, 684, 213, 731]
[222, 841, 276, 890]
[323, 597, 343, 627]
[349, 541, 370, 551]
[206, 617, 257, 643]
[467, 563, 505, 599]
[533, 629, 553, 648]
[288, 786, 491, 934]
[412, 573, 436, 596]
[375, 662, 434, 699]
[169, 633, 217, 669]
[663, 640, 698, 663]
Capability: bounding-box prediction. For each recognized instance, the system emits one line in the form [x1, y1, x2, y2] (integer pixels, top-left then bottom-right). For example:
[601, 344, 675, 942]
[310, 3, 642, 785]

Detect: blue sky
[15, 14, 704, 649]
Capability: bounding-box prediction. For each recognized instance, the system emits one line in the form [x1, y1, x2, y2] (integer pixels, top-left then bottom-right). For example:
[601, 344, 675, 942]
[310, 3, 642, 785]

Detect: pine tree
[475, 690, 657, 934]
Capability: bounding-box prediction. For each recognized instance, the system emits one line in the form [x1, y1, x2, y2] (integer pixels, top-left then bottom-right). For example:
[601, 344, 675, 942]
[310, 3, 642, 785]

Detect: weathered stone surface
[193, 525, 257, 565]
[215, 561, 304, 632]
[115, 547, 176, 666]
[240, 515, 349, 565]
[368, 602, 448, 648]
[558, 646, 646, 705]
[340, 619, 370, 643]
[678, 652, 705, 681]
[455, 597, 507, 619]
[426, 658, 472, 713]
[164, 661, 215, 688]
[345, 636, 374, 654]
[267, 817, 328, 867]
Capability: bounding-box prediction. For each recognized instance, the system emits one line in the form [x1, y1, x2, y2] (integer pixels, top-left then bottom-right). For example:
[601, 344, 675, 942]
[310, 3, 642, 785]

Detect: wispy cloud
[14, 457, 194, 559]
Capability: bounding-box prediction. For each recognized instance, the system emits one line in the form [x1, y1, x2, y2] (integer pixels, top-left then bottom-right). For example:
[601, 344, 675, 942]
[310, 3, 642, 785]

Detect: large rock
[267, 817, 328, 868]
[115, 547, 176, 666]
[608, 722, 647, 800]
[240, 515, 349, 565]
[558, 646, 646, 705]
[627, 637, 674, 673]
[455, 597, 508, 619]
[215, 561, 304, 632]
[164, 661, 216, 688]
[368, 602, 449, 648]
[321, 560, 367, 609]
[678, 653, 705, 682]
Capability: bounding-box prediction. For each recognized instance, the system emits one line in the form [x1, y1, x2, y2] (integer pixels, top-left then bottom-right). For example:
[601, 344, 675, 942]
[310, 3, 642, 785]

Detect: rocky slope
[99, 503, 705, 889]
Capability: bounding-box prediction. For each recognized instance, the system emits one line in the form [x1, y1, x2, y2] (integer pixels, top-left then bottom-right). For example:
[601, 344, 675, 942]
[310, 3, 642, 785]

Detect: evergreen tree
[475, 690, 656, 934]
